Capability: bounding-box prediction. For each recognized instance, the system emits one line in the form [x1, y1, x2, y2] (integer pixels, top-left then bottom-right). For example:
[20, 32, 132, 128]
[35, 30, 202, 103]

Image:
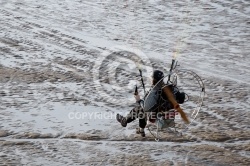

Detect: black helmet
[153, 70, 164, 81]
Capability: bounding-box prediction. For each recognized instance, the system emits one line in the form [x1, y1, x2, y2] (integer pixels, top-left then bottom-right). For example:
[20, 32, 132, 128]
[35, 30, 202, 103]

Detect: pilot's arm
[134, 93, 144, 109]
[162, 86, 190, 124]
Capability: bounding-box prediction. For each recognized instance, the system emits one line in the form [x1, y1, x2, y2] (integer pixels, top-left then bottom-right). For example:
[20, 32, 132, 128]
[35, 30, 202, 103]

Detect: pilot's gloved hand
[134, 94, 140, 102]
